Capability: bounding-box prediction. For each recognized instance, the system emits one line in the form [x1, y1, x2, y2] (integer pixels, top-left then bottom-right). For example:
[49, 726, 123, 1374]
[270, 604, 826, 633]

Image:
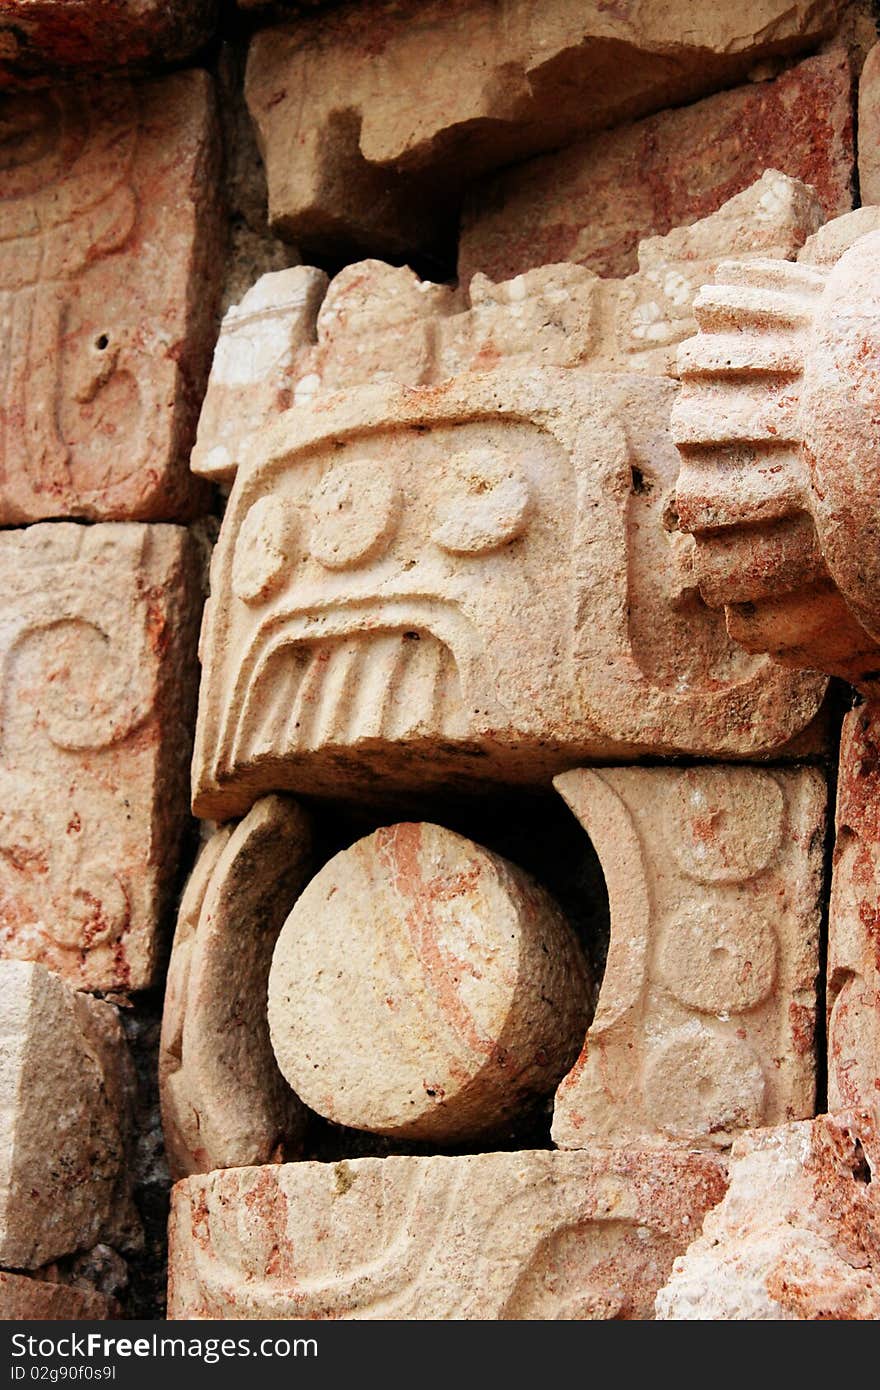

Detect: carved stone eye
[232, 495, 299, 604]
[310, 457, 400, 570]
[432, 446, 531, 554]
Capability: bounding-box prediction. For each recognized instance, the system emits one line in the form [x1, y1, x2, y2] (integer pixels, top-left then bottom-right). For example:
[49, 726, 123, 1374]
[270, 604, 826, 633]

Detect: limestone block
[0, 2, 215, 85]
[656, 1111, 880, 1319]
[673, 216, 880, 695]
[827, 706, 880, 1113]
[0, 72, 223, 523]
[460, 52, 853, 285]
[191, 368, 827, 818]
[168, 1147, 728, 1320]
[797, 204, 880, 266]
[0, 522, 201, 991]
[858, 43, 880, 206]
[245, 0, 842, 259]
[160, 795, 312, 1179]
[238, 173, 820, 399]
[192, 268, 328, 485]
[552, 766, 825, 1150]
[0, 961, 139, 1269]
[267, 822, 592, 1143]
[0, 1272, 115, 1320]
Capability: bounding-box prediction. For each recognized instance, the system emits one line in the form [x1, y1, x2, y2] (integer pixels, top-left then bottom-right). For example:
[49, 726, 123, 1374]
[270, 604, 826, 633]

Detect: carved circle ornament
[643, 1027, 766, 1138]
[309, 457, 400, 570]
[432, 445, 531, 555]
[663, 769, 785, 884]
[232, 495, 300, 604]
[656, 906, 779, 1016]
[49, 871, 130, 951]
[266, 822, 592, 1143]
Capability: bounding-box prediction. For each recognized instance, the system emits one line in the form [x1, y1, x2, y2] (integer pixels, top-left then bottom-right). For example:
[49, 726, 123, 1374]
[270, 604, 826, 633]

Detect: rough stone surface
[0, 1271, 116, 1320]
[858, 42, 880, 206]
[267, 822, 592, 1143]
[168, 1147, 728, 1319]
[552, 766, 825, 1150]
[160, 796, 312, 1179]
[673, 215, 880, 695]
[191, 174, 824, 477]
[828, 705, 880, 1113]
[0, 961, 139, 1269]
[0, 72, 223, 522]
[192, 267, 328, 484]
[656, 1111, 880, 1319]
[216, 44, 301, 316]
[0, 522, 202, 991]
[0, 1, 215, 86]
[459, 52, 853, 285]
[192, 366, 826, 819]
[253, 173, 820, 393]
[245, 0, 843, 259]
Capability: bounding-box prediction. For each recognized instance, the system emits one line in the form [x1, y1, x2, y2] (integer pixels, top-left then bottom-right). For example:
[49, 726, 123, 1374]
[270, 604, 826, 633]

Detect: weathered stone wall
[2, 0, 880, 1322]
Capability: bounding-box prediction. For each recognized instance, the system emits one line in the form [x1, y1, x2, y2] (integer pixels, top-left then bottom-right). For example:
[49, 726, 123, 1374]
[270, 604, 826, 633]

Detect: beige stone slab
[191, 368, 826, 818]
[160, 795, 312, 1180]
[0, 72, 223, 522]
[268, 822, 592, 1143]
[0, 961, 139, 1269]
[192, 267, 328, 485]
[0, 2, 215, 85]
[0, 522, 201, 990]
[656, 1111, 880, 1319]
[245, 0, 843, 259]
[168, 1147, 728, 1320]
[0, 1271, 116, 1320]
[828, 706, 880, 1113]
[460, 52, 853, 285]
[552, 766, 825, 1150]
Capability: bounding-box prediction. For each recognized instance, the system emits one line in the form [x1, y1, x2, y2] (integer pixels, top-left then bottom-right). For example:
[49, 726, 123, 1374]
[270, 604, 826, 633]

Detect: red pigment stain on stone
[788, 1001, 815, 1055]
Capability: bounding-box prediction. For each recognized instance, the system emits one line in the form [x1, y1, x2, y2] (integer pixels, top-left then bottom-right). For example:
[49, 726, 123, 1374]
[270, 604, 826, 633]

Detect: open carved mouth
[230, 627, 467, 765]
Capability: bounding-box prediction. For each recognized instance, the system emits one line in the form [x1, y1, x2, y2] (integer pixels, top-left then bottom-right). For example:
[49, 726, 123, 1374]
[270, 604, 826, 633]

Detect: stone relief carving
[552, 766, 825, 1150]
[160, 795, 313, 1179]
[827, 706, 880, 1113]
[192, 369, 824, 818]
[0, 522, 201, 989]
[673, 209, 880, 694]
[168, 1148, 727, 1320]
[0, 74, 222, 522]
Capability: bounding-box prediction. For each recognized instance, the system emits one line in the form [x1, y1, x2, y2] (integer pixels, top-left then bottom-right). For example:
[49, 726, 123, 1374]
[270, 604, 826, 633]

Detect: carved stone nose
[673, 231, 880, 695]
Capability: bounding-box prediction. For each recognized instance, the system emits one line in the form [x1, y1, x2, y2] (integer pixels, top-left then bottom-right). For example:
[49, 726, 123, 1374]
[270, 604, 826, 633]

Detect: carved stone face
[192, 367, 824, 817]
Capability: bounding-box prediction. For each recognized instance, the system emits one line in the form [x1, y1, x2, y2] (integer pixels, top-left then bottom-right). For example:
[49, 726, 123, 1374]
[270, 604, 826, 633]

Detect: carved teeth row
[229, 629, 465, 770]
